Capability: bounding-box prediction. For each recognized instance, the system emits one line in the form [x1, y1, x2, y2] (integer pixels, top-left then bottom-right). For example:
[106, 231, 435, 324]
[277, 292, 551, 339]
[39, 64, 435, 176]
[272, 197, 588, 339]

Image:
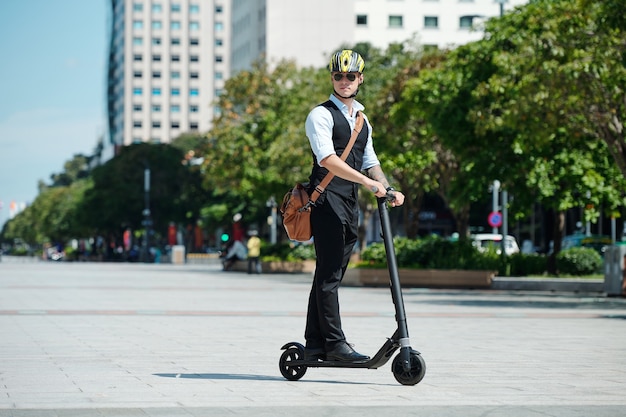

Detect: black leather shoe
[326, 343, 370, 362]
[304, 347, 325, 361]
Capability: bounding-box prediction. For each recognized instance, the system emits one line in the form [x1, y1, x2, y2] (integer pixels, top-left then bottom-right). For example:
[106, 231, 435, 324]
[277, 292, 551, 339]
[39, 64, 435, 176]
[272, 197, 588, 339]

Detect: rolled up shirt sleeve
[360, 113, 380, 170]
[305, 106, 336, 163]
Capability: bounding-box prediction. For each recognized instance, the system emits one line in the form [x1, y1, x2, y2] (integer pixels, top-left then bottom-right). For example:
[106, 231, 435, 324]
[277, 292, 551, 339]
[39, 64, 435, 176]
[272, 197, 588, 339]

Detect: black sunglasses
[333, 73, 358, 82]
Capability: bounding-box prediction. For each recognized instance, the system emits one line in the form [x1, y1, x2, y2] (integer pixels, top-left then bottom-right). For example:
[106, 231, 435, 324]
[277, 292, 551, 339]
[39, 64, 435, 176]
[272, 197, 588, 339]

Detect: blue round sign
[488, 212, 503, 228]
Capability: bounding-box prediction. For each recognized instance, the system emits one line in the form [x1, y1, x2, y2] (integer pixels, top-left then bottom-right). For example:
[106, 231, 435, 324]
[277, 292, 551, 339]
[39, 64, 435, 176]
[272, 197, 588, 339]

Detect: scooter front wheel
[279, 346, 307, 381]
[392, 351, 426, 385]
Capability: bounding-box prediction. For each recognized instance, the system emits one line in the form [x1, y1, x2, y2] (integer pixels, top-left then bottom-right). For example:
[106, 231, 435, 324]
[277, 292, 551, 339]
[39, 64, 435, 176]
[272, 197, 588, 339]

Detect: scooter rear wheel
[279, 347, 307, 381]
[392, 352, 426, 385]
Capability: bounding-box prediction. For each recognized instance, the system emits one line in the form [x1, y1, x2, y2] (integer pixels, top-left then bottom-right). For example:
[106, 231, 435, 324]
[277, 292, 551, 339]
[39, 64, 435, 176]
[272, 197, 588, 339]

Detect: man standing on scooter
[304, 50, 405, 362]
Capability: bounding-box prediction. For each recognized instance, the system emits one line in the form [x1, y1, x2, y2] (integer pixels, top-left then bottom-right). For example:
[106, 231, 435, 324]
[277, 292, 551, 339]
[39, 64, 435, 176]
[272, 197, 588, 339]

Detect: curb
[492, 277, 605, 293]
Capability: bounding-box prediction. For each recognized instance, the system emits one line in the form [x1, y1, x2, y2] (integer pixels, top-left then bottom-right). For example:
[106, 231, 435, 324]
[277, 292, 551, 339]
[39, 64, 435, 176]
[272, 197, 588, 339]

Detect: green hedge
[360, 237, 600, 277]
[361, 236, 500, 271]
[264, 237, 603, 277]
[556, 247, 603, 275]
[261, 242, 316, 262]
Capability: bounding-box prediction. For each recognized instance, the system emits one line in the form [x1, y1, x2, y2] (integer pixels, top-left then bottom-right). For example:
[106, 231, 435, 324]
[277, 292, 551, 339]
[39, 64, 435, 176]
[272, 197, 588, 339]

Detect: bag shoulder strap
[309, 111, 364, 203]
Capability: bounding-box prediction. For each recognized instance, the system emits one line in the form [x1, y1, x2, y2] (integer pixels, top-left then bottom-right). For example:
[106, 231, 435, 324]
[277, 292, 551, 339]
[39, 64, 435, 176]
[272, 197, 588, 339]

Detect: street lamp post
[495, 0, 507, 17]
[142, 165, 152, 262]
[266, 196, 277, 244]
[492, 180, 501, 234]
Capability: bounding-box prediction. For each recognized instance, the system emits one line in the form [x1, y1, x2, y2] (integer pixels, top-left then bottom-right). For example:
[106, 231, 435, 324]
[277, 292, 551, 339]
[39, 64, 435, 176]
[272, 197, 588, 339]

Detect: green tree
[468, 0, 626, 270]
[3, 179, 92, 245]
[397, 0, 626, 273]
[200, 59, 328, 232]
[79, 143, 204, 240]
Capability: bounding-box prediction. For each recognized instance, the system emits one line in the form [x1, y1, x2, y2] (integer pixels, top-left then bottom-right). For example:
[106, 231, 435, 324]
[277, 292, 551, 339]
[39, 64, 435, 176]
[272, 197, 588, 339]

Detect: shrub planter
[343, 268, 495, 288]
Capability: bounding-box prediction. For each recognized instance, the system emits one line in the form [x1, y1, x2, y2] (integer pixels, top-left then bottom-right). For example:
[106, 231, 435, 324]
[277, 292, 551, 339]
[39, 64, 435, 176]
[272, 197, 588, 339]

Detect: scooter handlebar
[378, 191, 396, 204]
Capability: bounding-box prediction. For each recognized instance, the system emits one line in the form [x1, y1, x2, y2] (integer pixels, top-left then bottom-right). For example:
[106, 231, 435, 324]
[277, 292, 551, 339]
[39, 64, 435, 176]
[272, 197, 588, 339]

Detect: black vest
[308, 100, 369, 207]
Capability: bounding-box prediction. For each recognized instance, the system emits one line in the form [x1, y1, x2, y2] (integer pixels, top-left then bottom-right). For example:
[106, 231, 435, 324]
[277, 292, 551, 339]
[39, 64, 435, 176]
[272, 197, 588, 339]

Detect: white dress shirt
[305, 94, 380, 170]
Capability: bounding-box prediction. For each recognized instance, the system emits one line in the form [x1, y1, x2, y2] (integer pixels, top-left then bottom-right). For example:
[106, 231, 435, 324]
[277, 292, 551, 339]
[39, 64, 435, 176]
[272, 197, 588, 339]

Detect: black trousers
[305, 202, 358, 351]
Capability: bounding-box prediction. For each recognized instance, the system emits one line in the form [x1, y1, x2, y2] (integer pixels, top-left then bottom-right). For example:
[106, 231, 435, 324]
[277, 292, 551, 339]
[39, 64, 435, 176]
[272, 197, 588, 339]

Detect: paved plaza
[0, 260, 625, 416]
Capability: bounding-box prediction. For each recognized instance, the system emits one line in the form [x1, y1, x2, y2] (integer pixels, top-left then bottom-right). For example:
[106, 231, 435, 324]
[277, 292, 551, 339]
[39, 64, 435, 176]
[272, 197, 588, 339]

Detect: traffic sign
[488, 211, 503, 228]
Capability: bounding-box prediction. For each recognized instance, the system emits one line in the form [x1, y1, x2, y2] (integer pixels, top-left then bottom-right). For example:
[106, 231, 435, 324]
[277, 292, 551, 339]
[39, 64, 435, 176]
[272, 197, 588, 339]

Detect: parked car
[471, 233, 520, 255]
[562, 233, 612, 255]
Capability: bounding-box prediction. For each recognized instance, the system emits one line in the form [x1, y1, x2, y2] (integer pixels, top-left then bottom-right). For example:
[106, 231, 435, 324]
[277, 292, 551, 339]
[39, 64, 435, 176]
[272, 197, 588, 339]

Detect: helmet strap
[333, 88, 359, 99]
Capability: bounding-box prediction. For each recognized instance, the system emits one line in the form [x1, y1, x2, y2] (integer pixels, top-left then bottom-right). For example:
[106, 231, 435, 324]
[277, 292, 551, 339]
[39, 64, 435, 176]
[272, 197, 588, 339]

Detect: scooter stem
[377, 197, 409, 342]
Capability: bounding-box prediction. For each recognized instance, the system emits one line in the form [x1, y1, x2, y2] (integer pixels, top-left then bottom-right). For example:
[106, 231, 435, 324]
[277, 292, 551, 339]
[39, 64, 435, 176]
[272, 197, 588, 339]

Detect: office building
[231, 0, 529, 72]
[107, 0, 230, 147]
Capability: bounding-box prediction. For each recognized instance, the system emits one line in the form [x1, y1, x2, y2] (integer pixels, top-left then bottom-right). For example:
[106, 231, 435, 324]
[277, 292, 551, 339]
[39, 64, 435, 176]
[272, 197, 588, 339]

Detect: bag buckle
[298, 200, 314, 212]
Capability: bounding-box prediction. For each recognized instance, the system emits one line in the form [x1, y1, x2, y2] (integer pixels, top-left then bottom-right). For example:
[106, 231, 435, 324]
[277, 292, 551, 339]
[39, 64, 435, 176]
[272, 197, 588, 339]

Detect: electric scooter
[279, 193, 426, 385]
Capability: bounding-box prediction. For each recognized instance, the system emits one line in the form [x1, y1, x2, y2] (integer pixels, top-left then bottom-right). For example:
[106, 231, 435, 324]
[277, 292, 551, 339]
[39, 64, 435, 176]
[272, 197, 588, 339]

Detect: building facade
[231, 0, 528, 72]
[107, 0, 230, 147]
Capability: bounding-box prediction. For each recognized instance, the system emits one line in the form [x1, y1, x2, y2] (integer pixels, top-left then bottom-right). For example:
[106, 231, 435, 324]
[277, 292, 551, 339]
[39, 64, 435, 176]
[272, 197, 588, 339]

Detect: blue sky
[0, 0, 108, 226]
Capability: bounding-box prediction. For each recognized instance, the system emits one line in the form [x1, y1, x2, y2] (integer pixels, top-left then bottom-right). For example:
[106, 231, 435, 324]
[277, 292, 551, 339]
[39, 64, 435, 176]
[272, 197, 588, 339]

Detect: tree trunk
[453, 203, 471, 240]
[547, 210, 565, 275]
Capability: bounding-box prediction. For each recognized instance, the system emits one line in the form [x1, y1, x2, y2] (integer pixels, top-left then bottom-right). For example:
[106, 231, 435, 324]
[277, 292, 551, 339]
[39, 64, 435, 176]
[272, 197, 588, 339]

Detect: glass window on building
[189, 122, 199, 130]
[171, 37, 180, 45]
[215, 38, 223, 46]
[190, 55, 199, 62]
[133, 88, 142, 96]
[152, 121, 161, 128]
[190, 21, 200, 31]
[152, 21, 162, 30]
[388, 15, 403, 28]
[171, 88, 180, 96]
[190, 105, 199, 113]
[214, 22, 223, 31]
[152, 71, 161, 78]
[356, 15, 367, 25]
[133, 54, 143, 61]
[190, 89, 199, 96]
[190, 72, 199, 79]
[215, 71, 223, 80]
[215, 5, 223, 13]
[215, 55, 223, 63]
[190, 38, 199, 46]
[171, 21, 181, 30]
[171, 121, 180, 129]
[171, 55, 180, 62]
[152, 88, 161, 96]
[171, 71, 181, 79]
[171, 3, 180, 12]
[133, 71, 142, 78]
[133, 104, 142, 111]
[424, 16, 438, 28]
[459, 15, 474, 29]
[133, 20, 143, 29]
[133, 120, 142, 128]
[152, 37, 161, 45]
[171, 105, 180, 113]
[133, 3, 143, 12]
[152, 4, 162, 13]
[152, 54, 161, 62]
[133, 137, 142, 143]
[133, 36, 143, 45]
[151, 104, 162, 112]
[215, 88, 222, 96]
[190, 4, 200, 14]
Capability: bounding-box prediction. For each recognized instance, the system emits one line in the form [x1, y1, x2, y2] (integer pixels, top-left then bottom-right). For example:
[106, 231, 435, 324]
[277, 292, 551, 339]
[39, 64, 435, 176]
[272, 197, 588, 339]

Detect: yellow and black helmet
[328, 50, 365, 73]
